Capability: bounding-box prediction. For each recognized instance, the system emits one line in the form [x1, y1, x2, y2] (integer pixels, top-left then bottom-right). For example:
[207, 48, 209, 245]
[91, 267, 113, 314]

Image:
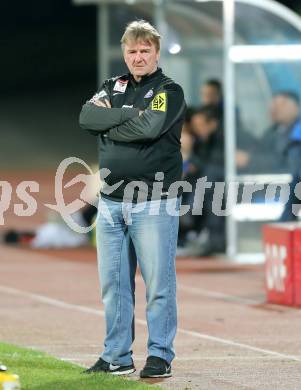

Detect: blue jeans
[96, 196, 180, 366]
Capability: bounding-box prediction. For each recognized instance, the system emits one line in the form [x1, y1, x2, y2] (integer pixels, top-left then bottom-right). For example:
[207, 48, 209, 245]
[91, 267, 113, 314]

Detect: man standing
[79, 20, 186, 378]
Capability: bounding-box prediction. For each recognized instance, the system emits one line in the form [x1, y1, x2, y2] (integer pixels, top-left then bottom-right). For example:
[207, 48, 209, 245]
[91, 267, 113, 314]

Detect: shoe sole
[111, 368, 136, 376]
[140, 372, 172, 378]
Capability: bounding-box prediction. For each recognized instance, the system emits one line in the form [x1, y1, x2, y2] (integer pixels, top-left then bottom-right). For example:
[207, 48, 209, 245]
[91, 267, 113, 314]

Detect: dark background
[1, 0, 301, 169]
[0, 1, 97, 168]
[2, 0, 300, 94]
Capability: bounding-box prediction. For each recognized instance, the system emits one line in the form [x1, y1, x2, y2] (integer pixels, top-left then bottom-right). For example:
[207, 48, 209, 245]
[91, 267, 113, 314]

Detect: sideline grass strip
[0, 343, 161, 389]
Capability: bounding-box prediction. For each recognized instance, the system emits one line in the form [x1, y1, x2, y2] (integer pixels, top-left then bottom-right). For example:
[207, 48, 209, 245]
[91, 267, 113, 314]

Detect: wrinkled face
[201, 85, 221, 105]
[123, 40, 160, 81]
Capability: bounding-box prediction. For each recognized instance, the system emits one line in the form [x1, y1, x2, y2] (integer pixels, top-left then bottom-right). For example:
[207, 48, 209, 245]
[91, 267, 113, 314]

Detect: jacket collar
[129, 67, 162, 87]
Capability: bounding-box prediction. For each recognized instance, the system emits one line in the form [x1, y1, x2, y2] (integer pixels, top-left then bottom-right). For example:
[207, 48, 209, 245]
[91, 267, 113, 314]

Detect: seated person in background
[239, 91, 301, 219]
[178, 105, 225, 256]
[268, 91, 301, 221]
[191, 105, 224, 184]
[200, 78, 252, 173]
[178, 109, 197, 246]
[241, 93, 288, 174]
[200, 79, 223, 117]
[259, 92, 300, 173]
[181, 110, 196, 178]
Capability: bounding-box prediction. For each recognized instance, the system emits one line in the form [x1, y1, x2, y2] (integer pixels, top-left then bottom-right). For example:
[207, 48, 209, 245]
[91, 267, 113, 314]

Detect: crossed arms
[79, 84, 185, 143]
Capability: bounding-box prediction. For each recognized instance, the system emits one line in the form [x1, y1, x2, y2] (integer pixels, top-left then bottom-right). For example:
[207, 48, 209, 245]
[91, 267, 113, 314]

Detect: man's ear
[156, 51, 160, 63]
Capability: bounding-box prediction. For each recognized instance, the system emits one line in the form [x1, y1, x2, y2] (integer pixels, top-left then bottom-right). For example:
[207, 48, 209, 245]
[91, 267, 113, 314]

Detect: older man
[269, 92, 301, 221]
[79, 20, 186, 378]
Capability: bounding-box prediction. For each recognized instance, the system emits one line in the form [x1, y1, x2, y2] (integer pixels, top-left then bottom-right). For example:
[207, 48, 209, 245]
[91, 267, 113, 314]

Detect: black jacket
[191, 129, 225, 181]
[79, 68, 186, 201]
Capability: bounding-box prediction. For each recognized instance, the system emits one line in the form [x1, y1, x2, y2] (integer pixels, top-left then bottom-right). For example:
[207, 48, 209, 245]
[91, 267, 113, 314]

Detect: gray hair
[121, 20, 161, 52]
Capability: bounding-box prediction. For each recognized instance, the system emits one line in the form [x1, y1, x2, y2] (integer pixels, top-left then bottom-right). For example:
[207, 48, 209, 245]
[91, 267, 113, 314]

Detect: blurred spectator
[181, 117, 195, 177]
[238, 91, 301, 219]
[201, 79, 222, 105]
[269, 91, 301, 221]
[200, 79, 223, 116]
[242, 94, 290, 174]
[4, 203, 98, 249]
[200, 78, 252, 173]
[178, 109, 198, 246]
[178, 105, 225, 256]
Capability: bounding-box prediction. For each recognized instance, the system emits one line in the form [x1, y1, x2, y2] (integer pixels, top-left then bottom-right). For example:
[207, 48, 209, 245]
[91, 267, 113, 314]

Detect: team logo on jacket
[89, 90, 107, 102]
[144, 89, 154, 99]
[113, 79, 128, 93]
[151, 92, 166, 112]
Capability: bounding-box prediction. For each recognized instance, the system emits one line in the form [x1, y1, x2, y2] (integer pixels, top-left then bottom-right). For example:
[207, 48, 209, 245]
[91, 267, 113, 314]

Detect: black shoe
[140, 356, 172, 378]
[84, 357, 135, 375]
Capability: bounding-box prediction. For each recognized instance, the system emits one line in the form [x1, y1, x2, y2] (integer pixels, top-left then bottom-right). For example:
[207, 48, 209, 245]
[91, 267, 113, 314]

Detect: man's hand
[93, 99, 111, 108]
[236, 149, 250, 168]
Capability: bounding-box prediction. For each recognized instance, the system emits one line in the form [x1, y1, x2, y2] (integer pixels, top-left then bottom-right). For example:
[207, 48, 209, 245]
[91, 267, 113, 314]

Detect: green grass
[0, 343, 160, 389]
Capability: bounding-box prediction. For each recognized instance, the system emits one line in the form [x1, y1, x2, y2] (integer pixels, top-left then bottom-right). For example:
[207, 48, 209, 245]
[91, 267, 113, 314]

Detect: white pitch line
[176, 328, 301, 362]
[1, 285, 300, 363]
[2, 352, 299, 362]
[0, 285, 105, 317]
[136, 276, 264, 305]
[59, 355, 301, 362]
[177, 283, 264, 305]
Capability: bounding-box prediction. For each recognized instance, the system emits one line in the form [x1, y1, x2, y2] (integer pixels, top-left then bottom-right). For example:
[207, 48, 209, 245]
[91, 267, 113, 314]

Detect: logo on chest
[113, 79, 128, 94]
[144, 89, 154, 99]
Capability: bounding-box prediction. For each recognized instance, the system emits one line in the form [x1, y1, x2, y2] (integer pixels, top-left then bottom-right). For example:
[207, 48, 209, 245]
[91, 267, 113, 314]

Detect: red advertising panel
[293, 228, 301, 306]
[263, 224, 295, 305]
